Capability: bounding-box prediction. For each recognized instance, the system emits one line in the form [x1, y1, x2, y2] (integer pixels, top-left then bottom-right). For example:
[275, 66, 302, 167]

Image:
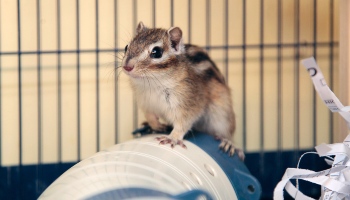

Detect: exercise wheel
[39, 133, 261, 200]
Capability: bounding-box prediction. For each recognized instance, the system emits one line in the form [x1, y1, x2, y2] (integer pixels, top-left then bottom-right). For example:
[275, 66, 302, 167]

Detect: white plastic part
[39, 134, 237, 200]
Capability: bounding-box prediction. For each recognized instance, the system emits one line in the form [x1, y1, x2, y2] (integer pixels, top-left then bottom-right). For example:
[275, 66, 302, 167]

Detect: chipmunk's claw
[218, 138, 245, 161]
[156, 136, 187, 149]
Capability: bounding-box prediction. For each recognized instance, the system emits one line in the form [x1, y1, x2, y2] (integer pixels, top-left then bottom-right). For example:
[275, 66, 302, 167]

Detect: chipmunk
[121, 22, 244, 160]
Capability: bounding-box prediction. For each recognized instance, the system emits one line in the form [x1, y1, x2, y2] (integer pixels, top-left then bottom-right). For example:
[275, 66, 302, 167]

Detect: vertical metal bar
[205, 0, 210, 51]
[17, 0, 23, 165]
[76, 0, 81, 161]
[277, 0, 283, 151]
[36, 0, 42, 164]
[133, 0, 137, 29]
[329, 0, 334, 144]
[57, 0, 62, 163]
[242, 0, 247, 151]
[170, 0, 174, 27]
[277, 0, 283, 180]
[132, 0, 138, 130]
[36, 0, 42, 195]
[188, 0, 191, 43]
[114, 0, 119, 144]
[294, 0, 300, 163]
[152, 0, 156, 27]
[17, 0, 23, 166]
[259, 0, 264, 175]
[95, 0, 100, 152]
[312, 0, 317, 147]
[224, 0, 229, 82]
[16, 0, 23, 198]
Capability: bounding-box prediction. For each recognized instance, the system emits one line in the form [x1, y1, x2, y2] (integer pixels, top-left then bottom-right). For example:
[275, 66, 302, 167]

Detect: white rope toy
[274, 57, 350, 200]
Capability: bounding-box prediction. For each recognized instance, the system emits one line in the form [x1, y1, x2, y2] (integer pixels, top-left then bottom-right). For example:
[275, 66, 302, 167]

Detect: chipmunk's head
[121, 22, 185, 79]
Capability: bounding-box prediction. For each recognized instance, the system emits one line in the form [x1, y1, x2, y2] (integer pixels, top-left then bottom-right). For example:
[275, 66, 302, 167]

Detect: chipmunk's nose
[123, 65, 134, 72]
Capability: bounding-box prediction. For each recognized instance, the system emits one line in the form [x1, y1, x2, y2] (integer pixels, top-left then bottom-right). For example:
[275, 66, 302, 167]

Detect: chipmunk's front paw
[156, 136, 187, 149]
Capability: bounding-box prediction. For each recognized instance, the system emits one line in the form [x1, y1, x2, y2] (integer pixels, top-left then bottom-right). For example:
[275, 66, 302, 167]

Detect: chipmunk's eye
[124, 45, 128, 53]
[150, 46, 163, 58]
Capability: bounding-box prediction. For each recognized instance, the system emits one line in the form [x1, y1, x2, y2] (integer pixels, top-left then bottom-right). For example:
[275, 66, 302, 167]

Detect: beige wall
[339, 0, 350, 141]
[0, 0, 339, 166]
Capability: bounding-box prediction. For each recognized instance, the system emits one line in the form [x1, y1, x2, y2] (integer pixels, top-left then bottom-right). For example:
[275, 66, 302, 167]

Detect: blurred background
[0, 0, 347, 199]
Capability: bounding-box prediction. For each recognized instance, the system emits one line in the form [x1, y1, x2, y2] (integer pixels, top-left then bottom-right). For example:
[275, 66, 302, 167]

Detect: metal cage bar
[0, 0, 340, 199]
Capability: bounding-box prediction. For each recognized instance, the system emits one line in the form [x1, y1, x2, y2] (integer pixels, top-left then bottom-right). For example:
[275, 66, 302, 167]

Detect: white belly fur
[133, 80, 180, 125]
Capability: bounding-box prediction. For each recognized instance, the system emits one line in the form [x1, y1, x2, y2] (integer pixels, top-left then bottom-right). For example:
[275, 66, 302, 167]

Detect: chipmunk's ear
[136, 21, 146, 34]
[167, 27, 184, 54]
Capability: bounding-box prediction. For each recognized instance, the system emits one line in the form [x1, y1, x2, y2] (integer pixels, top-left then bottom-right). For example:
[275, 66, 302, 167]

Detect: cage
[0, 0, 347, 199]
